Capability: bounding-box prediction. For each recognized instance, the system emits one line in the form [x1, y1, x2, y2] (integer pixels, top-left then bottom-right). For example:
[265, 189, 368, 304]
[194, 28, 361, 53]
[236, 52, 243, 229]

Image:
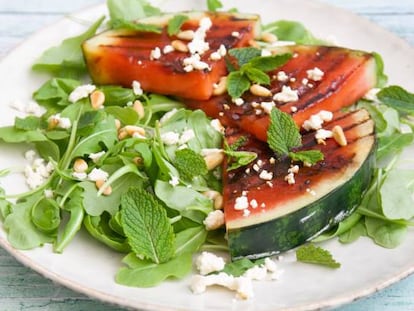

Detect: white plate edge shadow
[0, 1, 414, 311]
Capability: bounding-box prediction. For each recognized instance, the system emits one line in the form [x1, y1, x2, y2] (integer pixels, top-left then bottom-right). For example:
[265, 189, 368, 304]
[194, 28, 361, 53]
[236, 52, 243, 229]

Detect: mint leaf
[377, 85, 414, 114]
[107, 0, 159, 21]
[289, 150, 324, 165]
[220, 258, 264, 277]
[33, 77, 80, 108]
[121, 187, 175, 264]
[249, 54, 293, 72]
[243, 66, 270, 85]
[32, 16, 104, 76]
[15, 116, 42, 131]
[167, 15, 189, 36]
[174, 148, 208, 180]
[267, 108, 301, 157]
[229, 47, 262, 67]
[227, 71, 251, 98]
[207, 0, 223, 11]
[262, 20, 324, 45]
[296, 244, 341, 268]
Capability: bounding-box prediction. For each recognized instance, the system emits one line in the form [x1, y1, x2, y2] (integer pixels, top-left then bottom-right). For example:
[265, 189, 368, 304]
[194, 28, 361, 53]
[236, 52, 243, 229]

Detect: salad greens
[1, 0, 414, 291]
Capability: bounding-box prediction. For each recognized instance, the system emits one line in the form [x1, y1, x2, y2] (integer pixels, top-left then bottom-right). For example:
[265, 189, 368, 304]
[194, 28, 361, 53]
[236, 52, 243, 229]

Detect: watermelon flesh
[184, 45, 378, 141]
[82, 12, 260, 100]
[224, 109, 376, 259]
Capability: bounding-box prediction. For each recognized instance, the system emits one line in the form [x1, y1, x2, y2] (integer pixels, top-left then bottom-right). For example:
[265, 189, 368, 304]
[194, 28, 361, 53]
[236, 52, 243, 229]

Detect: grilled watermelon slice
[184, 45, 377, 141]
[224, 109, 375, 259]
[82, 12, 260, 100]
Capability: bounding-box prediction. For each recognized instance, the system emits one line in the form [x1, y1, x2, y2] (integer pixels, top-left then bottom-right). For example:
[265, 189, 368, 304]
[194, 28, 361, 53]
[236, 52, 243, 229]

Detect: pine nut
[250, 84, 272, 97]
[204, 151, 224, 170]
[261, 32, 278, 43]
[95, 179, 112, 196]
[133, 100, 145, 119]
[176, 30, 194, 41]
[202, 190, 224, 210]
[213, 76, 228, 96]
[332, 125, 347, 146]
[73, 158, 88, 173]
[118, 128, 128, 140]
[124, 125, 146, 137]
[171, 40, 189, 53]
[90, 90, 105, 110]
[48, 118, 59, 130]
[115, 119, 121, 130]
[214, 194, 223, 210]
[133, 156, 143, 165]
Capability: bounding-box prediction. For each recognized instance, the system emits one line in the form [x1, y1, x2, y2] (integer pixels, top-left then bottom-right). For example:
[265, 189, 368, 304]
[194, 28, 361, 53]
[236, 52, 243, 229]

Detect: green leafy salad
[1, 0, 414, 298]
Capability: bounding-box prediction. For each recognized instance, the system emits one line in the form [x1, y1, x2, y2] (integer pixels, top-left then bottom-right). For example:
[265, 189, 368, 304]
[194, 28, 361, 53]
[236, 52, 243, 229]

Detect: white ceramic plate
[1, 1, 414, 310]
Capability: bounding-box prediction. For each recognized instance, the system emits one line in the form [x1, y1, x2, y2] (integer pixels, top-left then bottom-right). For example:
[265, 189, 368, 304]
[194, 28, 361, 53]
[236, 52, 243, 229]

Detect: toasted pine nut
[95, 179, 112, 196]
[73, 158, 88, 173]
[133, 100, 145, 119]
[214, 194, 223, 210]
[176, 30, 194, 41]
[250, 84, 272, 97]
[203, 190, 224, 210]
[213, 76, 228, 96]
[261, 32, 278, 43]
[48, 118, 59, 130]
[248, 39, 260, 48]
[204, 151, 224, 170]
[133, 156, 143, 165]
[171, 40, 189, 53]
[90, 90, 105, 110]
[118, 128, 128, 140]
[115, 119, 121, 130]
[124, 125, 146, 137]
[332, 125, 347, 146]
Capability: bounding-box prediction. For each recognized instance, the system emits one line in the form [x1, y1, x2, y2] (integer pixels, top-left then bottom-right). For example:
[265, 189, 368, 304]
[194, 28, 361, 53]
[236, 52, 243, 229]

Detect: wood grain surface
[0, 0, 413, 310]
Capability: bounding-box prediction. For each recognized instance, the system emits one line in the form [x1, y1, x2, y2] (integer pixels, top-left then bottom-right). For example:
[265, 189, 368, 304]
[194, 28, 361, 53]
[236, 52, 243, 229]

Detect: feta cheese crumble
[48, 114, 71, 129]
[195, 251, 226, 275]
[302, 110, 333, 131]
[87, 168, 109, 182]
[273, 86, 299, 103]
[24, 152, 54, 189]
[203, 210, 225, 230]
[306, 67, 324, 81]
[161, 131, 180, 145]
[88, 151, 106, 163]
[150, 47, 161, 60]
[68, 84, 96, 103]
[132, 80, 143, 96]
[234, 195, 249, 210]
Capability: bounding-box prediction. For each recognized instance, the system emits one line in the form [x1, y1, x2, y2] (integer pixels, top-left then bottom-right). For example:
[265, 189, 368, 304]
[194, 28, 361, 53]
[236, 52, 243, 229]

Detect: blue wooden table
[0, 0, 413, 310]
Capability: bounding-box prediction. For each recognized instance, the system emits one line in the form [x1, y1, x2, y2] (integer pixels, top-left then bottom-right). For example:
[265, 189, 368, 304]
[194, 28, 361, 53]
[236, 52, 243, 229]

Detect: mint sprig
[174, 148, 208, 180]
[207, 0, 223, 12]
[121, 187, 175, 264]
[267, 108, 324, 165]
[296, 244, 341, 269]
[167, 15, 189, 36]
[226, 48, 292, 98]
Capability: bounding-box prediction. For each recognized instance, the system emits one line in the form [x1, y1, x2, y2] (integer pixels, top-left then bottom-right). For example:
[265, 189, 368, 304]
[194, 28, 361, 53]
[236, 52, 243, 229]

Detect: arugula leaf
[107, 0, 159, 21]
[174, 226, 207, 256]
[14, 116, 42, 131]
[377, 85, 414, 115]
[365, 217, 407, 249]
[339, 220, 367, 244]
[116, 252, 192, 287]
[207, 0, 223, 11]
[377, 133, 414, 161]
[167, 15, 189, 36]
[267, 108, 301, 157]
[220, 258, 264, 277]
[110, 19, 162, 33]
[33, 77, 80, 108]
[296, 244, 341, 268]
[174, 148, 208, 180]
[289, 150, 324, 166]
[121, 187, 175, 264]
[262, 20, 324, 45]
[32, 16, 104, 76]
[372, 52, 388, 88]
[0, 126, 47, 143]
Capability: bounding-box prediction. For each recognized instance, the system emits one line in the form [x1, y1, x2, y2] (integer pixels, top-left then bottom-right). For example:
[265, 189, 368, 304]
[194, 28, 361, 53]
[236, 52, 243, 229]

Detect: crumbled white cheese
[363, 88, 381, 101]
[203, 210, 225, 230]
[273, 86, 299, 103]
[306, 67, 324, 81]
[250, 199, 258, 209]
[150, 47, 161, 60]
[169, 175, 180, 187]
[179, 129, 195, 145]
[231, 31, 240, 37]
[210, 119, 225, 134]
[276, 71, 289, 82]
[44, 189, 54, 198]
[132, 80, 143, 96]
[161, 131, 180, 145]
[187, 18, 211, 56]
[302, 78, 309, 85]
[302, 110, 333, 131]
[284, 172, 295, 185]
[88, 151, 106, 164]
[260, 101, 275, 114]
[163, 44, 174, 54]
[68, 84, 96, 103]
[234, 195, 249, 210]
[24, 151, 54, 189]
[233, 97, 244, 106]
[315, 129, 333, 141]
[195, 252, 226, 275]
[87, 168, 109, 181]
[259, 170, 273, 181]
[48, 114, 72, 129]
[291, 106, 298, 113]
[72, 171, 87, 181]
[183, 53, 210, 72]
[264, 257, 278, 272]
[261, 49, 272, 57]
[243, 265, 268, 281]
[24, 150, 36, 162]
[288, 165, 299, 174]
[190, 273, 253, 299]
[22, 100, 46, 117]
[319, 110, 333, 122]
